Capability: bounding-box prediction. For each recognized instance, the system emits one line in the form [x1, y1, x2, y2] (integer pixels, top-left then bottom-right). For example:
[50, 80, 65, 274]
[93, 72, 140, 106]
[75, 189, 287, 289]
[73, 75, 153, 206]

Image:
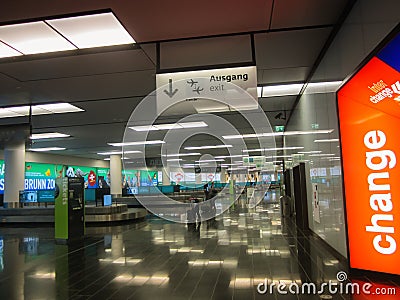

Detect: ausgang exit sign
[337, 31, 400, 275]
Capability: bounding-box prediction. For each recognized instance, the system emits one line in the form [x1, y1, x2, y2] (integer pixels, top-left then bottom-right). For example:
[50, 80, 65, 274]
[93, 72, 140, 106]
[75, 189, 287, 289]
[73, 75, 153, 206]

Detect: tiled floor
[0, 191, 399, 299]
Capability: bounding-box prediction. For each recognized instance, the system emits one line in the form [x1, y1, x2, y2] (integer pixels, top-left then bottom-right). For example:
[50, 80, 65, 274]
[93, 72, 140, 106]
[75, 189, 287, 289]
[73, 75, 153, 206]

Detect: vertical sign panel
[338, 32, 400, 275]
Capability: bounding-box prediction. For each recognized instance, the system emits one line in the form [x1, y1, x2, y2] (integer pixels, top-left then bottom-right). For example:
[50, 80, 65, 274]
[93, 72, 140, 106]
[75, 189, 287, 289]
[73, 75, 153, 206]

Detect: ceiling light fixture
[30, 132, 70, 140]
[108, 140, 165, 147]
[129, 121, 208, 132]
[29, 147, 66, 152]
[195, 159, 225, 163]
[162, 153, 201, 157]
[185, 145, 232, 150]
[0, 103, 84, 119]
[46, 12, 135, 49]
[97, 150, 142, 155]
[223, 129, 334, 140]
[243, 146, 304, 152]
[0, 21, 76, 55]
[314, 139, 340, 143]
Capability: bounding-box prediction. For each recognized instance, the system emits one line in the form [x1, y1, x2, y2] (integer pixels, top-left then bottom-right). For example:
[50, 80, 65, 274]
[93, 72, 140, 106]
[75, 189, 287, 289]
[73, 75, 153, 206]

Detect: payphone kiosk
[55, 177, 85, 243]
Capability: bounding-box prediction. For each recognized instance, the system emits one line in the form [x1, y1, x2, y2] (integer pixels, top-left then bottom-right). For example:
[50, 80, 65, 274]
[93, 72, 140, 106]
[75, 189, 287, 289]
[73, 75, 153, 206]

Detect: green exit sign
[275, 126, 285, 132]
[311, 123, 319, 129]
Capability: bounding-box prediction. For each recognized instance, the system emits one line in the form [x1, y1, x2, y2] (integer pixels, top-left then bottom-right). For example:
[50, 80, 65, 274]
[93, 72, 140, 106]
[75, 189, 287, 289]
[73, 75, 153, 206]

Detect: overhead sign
[337, 31, 400, 275]
[156, 66, 257, 115]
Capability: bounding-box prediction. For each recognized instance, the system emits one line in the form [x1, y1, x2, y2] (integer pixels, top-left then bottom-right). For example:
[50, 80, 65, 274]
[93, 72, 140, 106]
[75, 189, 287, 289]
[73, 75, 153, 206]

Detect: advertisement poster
[25, 162, 56, 191]
[66, 165, 97, 189]
[201, 173, 215, 182]
[312, 183, 320, 223]
[122, 169, 139, 188]
[97, 168, 110, 188]
[140, 170, 158, 186]
[184, 172, 196, 182]
[170, 172, 184, 185]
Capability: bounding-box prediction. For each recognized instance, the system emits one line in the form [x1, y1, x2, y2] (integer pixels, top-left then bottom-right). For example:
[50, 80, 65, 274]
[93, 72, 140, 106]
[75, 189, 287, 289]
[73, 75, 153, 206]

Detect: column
[110, 154, 122, 197]
[162, 167, 170, 185]
[4, 141, 25, 207]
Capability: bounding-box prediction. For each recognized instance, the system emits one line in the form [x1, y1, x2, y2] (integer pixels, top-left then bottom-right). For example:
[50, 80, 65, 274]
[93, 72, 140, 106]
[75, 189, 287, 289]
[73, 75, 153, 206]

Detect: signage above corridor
[156, 66, 257, 115]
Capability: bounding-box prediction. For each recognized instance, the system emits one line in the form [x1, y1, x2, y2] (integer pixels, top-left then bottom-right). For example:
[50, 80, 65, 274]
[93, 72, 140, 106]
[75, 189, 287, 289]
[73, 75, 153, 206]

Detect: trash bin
[280, 195, 291, 217]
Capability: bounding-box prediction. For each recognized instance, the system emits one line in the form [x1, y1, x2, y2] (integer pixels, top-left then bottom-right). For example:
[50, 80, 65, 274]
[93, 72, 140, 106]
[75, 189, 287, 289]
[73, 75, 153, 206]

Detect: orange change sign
[337, 32, 400, 275]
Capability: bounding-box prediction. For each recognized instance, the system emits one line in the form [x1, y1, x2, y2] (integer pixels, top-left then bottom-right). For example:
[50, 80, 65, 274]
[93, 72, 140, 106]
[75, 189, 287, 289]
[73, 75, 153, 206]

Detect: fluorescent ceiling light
[154, 123, 182, 130]
[223, 129, 334, 140]
[130, 121, 208, 132]
[0, 103, 84, 119]
[30, 132, 70, 140]
[0, 41, 22, 58]
[185, 145, 232, 150]
[214, 155, 248, 159]
[46, 12, 135, 49]
[262, 83, 303, 97]
[104, 157, 130, 161]
[309, 153, 336, 157]
[162, 153, 201, 157]
[195, 159, 225, 163]
[243, 146, 304, 152]
[314, 139, 339, 143]
[167, 159, 183, 162]
[108, 140, 165, 147]
[304, 81, 342, 94]
[179, 121, 208, 128]
[36, 102, 84, 113]
[97, 150, 142, 155]
[0, 21, 76, 54]
[298, 151, 322, 154]
[29, 147, 66, 152]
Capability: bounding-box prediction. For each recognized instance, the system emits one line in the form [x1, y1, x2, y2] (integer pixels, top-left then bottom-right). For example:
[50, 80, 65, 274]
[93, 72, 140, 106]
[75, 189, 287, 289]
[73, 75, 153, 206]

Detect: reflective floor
[0, 191, 399, 299]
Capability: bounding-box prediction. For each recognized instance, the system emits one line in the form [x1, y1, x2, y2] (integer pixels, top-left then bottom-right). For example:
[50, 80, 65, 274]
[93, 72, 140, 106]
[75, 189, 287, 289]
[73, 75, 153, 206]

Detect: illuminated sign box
[337, 28, 400, 275]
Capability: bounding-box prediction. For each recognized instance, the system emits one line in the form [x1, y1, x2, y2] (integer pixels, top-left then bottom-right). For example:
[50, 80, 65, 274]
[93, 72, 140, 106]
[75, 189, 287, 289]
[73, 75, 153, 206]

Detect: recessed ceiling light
[214, 155, 248, 159]
[36, 102, 84, 113]
[314, 139, 339, 143]
[309, 153, 336, 157]
[304, 81, 342, 94]
[162, 153, 201, 157]
[130, 121, 208, 132]
[243, 146, 304, 152]
[167, 159, 184, 162]
[29, 147, 66, 152]
[298, 151, 322, 154]
[108, 140, 165, 147]
[262, 83, 303, 97]
[223, 130, 334, 139]
[46, 12, 135, 49]
[0, 21, 76, 54]
[104, 157, 130, 161]
[185, 145, 232, 150]
[30, 132, 70, 140]
[0, 41, 22, 58]
[97, 150, 142, 155]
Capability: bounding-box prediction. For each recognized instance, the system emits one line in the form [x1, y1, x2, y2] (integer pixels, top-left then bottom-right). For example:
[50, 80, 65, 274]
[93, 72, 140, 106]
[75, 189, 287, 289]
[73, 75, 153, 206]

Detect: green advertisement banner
[97, 168, 110, 189]
[65, 165, 97, 189]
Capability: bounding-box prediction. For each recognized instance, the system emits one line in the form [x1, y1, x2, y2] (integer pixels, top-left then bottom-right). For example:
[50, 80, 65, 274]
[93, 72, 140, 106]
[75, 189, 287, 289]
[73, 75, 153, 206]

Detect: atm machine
[55, 177, 85, 243]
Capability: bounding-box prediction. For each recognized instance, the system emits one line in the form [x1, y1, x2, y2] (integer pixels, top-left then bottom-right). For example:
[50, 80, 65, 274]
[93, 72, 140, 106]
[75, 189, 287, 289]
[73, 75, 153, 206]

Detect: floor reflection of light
[169, 247, 204, 254]
[99, 257, 143, 265]
[129, 274, 169, 286]
[229, 277, 252, 289]
[30, 272, 55, 279]
[113, 274, 133, 282]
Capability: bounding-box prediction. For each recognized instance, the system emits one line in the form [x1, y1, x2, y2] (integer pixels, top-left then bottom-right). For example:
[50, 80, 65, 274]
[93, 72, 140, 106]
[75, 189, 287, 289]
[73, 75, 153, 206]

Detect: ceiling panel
[259, 95, 296, 113]
[19, 69, 155, 104]
[160, 35, 253, 70]
[255, 28, 331, 69]
[0, 48, 154, 81]
[270, 0, 349, 29]
[258, 67, 309, 85]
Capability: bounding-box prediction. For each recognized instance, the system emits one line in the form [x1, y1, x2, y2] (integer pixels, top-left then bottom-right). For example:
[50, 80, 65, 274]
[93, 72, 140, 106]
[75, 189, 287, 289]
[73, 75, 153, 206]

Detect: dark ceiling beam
[285, 0, 358, 125]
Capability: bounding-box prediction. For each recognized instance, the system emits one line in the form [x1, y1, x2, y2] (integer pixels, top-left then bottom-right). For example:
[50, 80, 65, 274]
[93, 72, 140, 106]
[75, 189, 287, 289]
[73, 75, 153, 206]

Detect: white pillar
[162, 167, 170, 185]
[4, 141, 25, 206]
[110, 154, 122, 196]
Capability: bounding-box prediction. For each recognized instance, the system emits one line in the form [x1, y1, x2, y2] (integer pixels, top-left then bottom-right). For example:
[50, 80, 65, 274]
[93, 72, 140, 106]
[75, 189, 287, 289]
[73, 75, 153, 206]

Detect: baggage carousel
[0, 204, 147, 224]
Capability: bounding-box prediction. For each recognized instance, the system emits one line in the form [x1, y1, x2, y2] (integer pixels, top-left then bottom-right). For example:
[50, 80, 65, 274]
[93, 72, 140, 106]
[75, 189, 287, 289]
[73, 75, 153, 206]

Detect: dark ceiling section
[0, 0, 353, 159]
